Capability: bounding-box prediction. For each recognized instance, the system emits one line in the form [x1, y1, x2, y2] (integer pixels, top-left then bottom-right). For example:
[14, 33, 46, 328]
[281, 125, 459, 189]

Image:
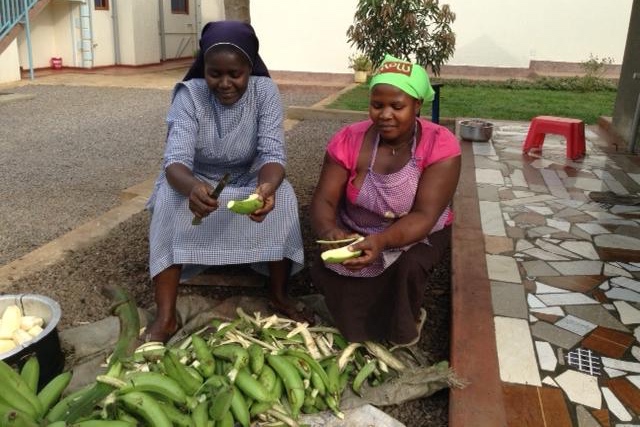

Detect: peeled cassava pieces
[321, 237, 365, 263]
[227, 194, 264, 215]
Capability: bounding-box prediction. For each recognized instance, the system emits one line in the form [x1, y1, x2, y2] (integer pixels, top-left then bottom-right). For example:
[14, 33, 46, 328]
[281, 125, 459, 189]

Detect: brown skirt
[311, 227, 451, 344]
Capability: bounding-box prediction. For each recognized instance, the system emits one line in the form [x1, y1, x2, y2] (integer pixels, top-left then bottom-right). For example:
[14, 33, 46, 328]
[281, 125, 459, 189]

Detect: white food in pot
[0, 304, 47, 355]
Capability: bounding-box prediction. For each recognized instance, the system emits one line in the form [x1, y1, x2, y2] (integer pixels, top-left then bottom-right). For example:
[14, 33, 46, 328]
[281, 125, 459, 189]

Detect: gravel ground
[1, 84, 450, 426]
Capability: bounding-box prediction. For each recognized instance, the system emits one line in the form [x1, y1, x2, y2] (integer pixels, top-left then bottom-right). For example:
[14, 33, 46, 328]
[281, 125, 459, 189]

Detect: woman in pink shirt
[310, 55, 461, 346]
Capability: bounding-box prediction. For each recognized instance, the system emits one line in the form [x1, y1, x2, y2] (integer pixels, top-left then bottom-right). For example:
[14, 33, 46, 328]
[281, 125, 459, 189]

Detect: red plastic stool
[522, 116, 586, 160]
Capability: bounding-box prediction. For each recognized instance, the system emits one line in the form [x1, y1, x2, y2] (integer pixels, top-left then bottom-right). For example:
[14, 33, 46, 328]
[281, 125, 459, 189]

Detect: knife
[192, 173, 230, 225]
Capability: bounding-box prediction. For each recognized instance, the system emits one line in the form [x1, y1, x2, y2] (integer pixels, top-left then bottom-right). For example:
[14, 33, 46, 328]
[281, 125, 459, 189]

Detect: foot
[270, 297, 316, 325]
[143, 317, 180, 344]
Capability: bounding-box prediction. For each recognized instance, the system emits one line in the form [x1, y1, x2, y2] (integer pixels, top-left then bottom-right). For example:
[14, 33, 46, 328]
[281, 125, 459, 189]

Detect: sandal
[142, 315, 182, 344]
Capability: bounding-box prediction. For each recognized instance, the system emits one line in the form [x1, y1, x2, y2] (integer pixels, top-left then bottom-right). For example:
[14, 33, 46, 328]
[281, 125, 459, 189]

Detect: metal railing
[0, 0, 38, 40]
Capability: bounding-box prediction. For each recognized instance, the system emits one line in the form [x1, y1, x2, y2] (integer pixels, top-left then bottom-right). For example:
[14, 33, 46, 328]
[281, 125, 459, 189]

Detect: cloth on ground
[588, 191, 640, 206]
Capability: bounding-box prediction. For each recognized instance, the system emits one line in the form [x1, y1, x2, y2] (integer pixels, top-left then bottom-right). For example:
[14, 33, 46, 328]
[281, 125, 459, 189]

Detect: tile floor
[451, 120, 640, 426]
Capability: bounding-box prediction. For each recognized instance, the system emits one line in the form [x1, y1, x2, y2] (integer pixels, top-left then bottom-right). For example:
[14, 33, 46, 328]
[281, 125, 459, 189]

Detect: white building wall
[17, 7, 56, 70]
[251, 0, 632, 74]
[0, 40, 21, 83]
[446, 0, 633, 67]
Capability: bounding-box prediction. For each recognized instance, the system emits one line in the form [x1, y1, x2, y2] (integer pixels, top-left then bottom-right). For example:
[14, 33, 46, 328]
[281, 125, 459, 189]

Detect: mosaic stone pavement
[473, 122, 640, 426]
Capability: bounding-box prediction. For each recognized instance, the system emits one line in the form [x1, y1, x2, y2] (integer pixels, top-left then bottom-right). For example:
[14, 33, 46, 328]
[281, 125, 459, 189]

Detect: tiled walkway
[450, 121, 640, 426]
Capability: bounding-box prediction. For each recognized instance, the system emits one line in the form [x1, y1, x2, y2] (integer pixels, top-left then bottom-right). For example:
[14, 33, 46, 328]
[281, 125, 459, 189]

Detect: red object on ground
[522, 115, 586, 160]
[50, 57, 62, 69]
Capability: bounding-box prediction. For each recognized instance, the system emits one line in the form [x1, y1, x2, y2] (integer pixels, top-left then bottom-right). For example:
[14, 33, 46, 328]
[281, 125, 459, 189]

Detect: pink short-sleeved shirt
[327, 118, 461, 204]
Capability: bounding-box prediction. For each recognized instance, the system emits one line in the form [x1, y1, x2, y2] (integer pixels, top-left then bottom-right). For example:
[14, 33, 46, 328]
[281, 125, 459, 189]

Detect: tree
[346, 0, 456, 76]
[224, 0, 251, 23]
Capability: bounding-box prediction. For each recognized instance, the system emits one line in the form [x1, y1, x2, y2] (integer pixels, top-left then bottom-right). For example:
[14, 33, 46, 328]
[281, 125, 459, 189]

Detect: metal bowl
[0, 294, 64, 389]
[459, 119, 494, 142]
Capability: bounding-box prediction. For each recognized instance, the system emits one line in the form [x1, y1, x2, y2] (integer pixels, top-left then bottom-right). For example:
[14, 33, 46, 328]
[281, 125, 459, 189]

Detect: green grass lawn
[326, 81, 617, 124]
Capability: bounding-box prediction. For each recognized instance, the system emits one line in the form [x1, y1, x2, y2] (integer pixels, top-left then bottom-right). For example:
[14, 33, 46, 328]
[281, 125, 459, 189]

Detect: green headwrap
[369, 54, 435, 102]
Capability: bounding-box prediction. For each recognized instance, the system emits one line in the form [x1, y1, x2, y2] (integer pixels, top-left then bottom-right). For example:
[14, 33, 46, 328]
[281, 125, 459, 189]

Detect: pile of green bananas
[0, 308, 410, 427]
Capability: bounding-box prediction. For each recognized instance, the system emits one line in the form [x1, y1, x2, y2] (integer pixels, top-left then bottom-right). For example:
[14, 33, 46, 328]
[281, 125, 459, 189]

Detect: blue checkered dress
[147, 77, 304, 279]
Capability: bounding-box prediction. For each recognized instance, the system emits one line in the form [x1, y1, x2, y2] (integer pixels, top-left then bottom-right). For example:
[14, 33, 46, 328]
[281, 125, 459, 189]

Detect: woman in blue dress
[145, 21, 308, 342]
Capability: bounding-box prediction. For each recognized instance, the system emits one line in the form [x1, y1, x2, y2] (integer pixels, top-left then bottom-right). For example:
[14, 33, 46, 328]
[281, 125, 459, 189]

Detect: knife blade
[192, 173, 230, 225]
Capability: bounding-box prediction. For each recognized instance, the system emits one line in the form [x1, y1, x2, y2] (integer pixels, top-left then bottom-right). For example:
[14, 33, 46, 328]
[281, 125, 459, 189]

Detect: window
[94, 0, 108, 10]
[171, 0, 188, 14]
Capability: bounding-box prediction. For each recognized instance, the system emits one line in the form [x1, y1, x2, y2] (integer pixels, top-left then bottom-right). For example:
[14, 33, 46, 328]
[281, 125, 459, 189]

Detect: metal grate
[565, 348, 601, 376]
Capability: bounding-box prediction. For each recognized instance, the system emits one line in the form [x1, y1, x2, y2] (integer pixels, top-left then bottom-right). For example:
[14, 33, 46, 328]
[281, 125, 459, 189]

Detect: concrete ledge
[0, 93, 35, 104]
[287, 106, 370, 122]
[0, 195, 149, 290]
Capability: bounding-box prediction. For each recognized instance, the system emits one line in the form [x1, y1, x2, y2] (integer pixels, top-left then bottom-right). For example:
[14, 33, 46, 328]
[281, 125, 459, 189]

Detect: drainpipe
[111, 0, 120, 64]
[69, 6, 77, 67]
[629, 72, 640, 154]
[158, 0, 166, 61]
[22, 0, 34, 80]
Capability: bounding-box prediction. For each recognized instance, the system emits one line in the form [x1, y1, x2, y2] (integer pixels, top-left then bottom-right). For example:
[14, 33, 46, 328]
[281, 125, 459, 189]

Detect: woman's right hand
[188, 180, 220, 220]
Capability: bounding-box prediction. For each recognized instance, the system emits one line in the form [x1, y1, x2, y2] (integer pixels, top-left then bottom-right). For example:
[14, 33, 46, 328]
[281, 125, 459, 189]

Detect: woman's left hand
[249, 182, 276, 222]
[341, 234, 386, 271]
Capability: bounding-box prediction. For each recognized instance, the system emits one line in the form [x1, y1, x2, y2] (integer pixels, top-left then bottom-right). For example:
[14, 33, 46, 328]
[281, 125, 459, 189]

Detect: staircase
[0, 0, 52, 56]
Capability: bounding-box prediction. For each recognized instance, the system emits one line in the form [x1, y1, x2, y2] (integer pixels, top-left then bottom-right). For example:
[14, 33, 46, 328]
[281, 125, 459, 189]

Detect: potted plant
[349, 54, 372, 83]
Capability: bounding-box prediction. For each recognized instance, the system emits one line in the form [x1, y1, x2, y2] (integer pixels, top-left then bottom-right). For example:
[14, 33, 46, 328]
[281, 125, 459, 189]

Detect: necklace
[380, 136, 413, 156]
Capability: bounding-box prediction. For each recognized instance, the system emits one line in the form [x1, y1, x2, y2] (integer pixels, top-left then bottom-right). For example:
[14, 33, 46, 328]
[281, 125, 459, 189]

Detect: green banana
[320, 237, 365, 263]
[190, 334, 216, 378]
[211, 344, 249, 370]
[229, 385, 250, 427]
[37, 371, 72, 414]
[0, 384, 40, 421]
[0, 401, 15, 419]
[352, 360, 377, 395]
[158, 402, 194, 427]
[310, 371, 326, 397]
[234, 369, 273, 403]
[20, 356, 40, 393]
[162, 352, 202, 396]
[202, 374, 228, 390]
[1, 409, 39, 427]
[257, 365, 277, 395]
[45, 421, 67, 427]
[247, 344, 264, 375]
[215, 410, 234, 427]
[283, 355, 311, 380]
[120, 371, 187, 405]
[45, 383, 93, 422]
[116, 391, 172, 427]
[248, 401, 272, 418]
[324, 358, 341, 398]
[55, 362, 123, 424]
[190, 400, 208, 427]
[283, 349, 331, 393]
[265, 354, 304, 418]
[226, 194, 263, 215]
[0, 359, 43, 419]
[207, 386, 234, 421]
[70, 420, 136, 427]
[324, 394, 345, 420]
[271, 375, 284, 402]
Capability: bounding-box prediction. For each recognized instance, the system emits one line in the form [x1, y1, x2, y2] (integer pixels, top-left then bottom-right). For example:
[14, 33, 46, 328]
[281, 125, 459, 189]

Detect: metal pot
[0, 294, 64, 390]
[459, 119, 494, 142]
